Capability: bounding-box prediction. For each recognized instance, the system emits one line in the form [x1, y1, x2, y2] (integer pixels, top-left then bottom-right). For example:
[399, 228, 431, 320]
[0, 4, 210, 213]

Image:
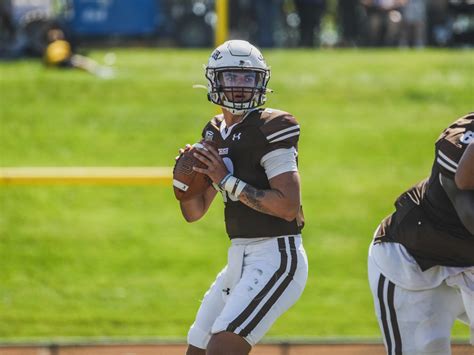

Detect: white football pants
[187, 235, 308, 348]
[368, 248, 474, 355]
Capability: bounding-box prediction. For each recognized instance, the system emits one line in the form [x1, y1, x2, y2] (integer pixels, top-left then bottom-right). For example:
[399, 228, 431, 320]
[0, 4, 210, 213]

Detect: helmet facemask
[206, 67, 271, 115]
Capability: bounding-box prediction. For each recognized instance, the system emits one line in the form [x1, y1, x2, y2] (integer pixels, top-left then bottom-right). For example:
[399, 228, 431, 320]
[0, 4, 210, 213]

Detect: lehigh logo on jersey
[205, 130, 214, 141]
[218, 148, 229, 155]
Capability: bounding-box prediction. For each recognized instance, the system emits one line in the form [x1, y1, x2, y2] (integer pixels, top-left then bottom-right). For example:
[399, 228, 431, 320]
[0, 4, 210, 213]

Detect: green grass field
[0, 48, 473, 341]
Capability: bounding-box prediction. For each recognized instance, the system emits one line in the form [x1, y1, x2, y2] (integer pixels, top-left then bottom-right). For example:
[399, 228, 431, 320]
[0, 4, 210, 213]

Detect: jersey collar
[220, 108, 258, 140]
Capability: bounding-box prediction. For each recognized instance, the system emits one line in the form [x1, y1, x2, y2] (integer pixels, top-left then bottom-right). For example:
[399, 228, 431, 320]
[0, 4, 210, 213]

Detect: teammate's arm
[440, 174, 474, 234]
[455, 142, 474, 190]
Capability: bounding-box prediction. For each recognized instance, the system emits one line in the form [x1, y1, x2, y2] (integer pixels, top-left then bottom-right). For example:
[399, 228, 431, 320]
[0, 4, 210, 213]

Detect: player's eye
[224, 73, 236, 82]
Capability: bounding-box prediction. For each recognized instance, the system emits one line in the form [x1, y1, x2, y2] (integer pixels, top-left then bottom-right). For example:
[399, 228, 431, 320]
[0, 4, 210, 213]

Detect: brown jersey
[201, 108, 304, 239]
[375, 114, 474, 270]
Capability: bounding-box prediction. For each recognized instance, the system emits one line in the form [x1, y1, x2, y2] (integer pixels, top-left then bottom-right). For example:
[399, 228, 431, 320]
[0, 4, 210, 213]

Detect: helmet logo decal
[212, 50, 222, 61]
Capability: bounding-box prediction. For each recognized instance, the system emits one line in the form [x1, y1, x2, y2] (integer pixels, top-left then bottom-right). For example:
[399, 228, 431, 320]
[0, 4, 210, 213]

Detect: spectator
[294, 0, 327, 47]
[427, 0, 450, 45]
[0, 0, 16, 57]
[400, 0, 427, 48]
[44, 28, 114, 79]
[0, 0, 14, 42]
[337, 0, 364, 46]
[44, 29, 72, 67]
[228, 0, 256, 42]
[254, 0, 283, 48]
[361, 0, 407, 46]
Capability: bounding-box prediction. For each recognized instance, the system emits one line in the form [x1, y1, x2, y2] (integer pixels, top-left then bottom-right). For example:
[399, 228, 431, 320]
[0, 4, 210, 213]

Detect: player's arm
[238, 171, 300, 221]
[455, 142, 474, 190]
[179, 186, 218, 222]
[440, 174, 474, 234]
[193, 143, 300, 221]
[175, 144, 217, 222]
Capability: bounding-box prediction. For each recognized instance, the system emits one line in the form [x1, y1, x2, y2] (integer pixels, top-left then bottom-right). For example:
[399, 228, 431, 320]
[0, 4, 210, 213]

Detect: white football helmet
[205, 40, 271, 115]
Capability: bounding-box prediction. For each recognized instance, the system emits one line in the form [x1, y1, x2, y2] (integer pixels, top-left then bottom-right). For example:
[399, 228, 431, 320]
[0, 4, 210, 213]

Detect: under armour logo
[222, 288, 230, 295]
[232, 133, 241, 141]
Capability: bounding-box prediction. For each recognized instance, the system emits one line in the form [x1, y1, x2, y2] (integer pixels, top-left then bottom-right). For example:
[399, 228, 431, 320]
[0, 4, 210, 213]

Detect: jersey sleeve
[259, 113, 300, 153]
[200, 114, 223, 141]
[258, 112, 300, 178]
[435, 114, 474, 178]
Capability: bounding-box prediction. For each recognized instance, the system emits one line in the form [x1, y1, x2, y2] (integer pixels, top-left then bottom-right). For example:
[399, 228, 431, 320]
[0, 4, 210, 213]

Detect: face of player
[220, 71, 257, 103]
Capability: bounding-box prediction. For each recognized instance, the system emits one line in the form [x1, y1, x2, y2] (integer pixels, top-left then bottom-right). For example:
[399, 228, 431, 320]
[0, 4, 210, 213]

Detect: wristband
[223, 176, 247, 198]
[218, 173, 233, 190]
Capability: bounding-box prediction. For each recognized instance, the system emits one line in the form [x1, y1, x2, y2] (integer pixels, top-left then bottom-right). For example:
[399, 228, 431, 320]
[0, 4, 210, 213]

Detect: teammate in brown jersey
[177, 40, 308, 355]
[456, 142, 474, 190]
[368, 114, 474, 354]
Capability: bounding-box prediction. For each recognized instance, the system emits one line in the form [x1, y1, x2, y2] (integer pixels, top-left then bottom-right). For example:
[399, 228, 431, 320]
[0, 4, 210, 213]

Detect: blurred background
[1, 0, 473, 58]
[0, 1, 473, 354]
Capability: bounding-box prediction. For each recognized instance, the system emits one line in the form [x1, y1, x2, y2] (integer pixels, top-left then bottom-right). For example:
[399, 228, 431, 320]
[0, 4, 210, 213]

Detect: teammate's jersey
[201, 108, 304, 239]
[375, 114, 474, 270]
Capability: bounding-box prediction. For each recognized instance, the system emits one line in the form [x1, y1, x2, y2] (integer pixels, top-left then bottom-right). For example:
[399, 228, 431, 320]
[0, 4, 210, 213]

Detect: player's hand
[193, 142, 229, 184]
[175, 144, 192, 161]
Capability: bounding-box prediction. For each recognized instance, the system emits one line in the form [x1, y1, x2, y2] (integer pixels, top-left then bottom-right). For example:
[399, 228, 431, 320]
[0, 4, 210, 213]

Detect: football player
[177, 40, 308, 355]
[456, 142, 474, 190]
[368, 114, 474, 354]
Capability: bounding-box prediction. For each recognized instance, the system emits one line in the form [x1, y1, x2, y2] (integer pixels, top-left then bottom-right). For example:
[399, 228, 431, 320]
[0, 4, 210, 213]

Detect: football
[173, 140, 216, 201]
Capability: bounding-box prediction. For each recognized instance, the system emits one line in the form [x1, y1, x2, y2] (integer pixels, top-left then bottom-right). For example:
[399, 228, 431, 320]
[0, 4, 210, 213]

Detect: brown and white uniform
[187, 108, 308, 348]
[368, 114, 474, 354]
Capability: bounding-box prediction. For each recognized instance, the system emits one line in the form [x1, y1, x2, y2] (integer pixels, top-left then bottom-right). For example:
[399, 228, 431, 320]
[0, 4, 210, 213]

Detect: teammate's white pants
[187, 235, 308, 349]
[368, 245, 474, 355]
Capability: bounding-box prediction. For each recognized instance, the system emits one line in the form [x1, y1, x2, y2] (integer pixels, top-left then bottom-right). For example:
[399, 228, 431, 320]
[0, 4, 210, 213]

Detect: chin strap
[223, 106, 248, 115]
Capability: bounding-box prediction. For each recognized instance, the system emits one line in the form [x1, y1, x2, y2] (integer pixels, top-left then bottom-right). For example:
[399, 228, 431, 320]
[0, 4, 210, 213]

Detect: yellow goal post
[215, 0, 229, 47]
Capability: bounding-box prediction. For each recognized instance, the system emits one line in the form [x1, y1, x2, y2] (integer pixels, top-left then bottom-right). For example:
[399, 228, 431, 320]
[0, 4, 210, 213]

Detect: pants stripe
[238, 237, 297, 337]
[377, 274, 392, 354]
[226, 237, 289, 333]
[387, 281, 402, 355]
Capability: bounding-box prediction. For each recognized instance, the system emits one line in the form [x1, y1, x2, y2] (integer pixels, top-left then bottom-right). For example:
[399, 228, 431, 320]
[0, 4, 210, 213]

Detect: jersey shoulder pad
[259, 108, 300, 145]
[435, 114, 474, 176]
[201, 114, 224, 140]
[210, 114, 224, 127]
